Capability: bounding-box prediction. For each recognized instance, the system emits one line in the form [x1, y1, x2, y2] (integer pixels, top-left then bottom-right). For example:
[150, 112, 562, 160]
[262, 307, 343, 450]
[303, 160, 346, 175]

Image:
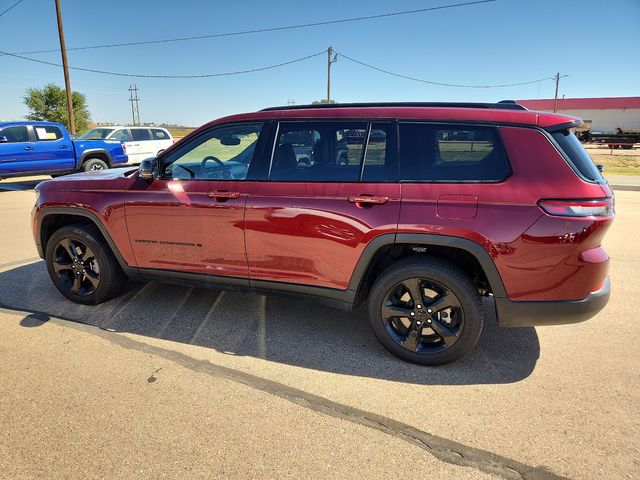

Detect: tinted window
[79, 128, 113, 140]
[151, 129, 169, 140]
[399, 123, 510, 181]
[552, 130, 604, 183]
[110, 129, 132, 142]
[0, 126, 29, 143]
[131, 128, 151, 141]
[163, 123, 262, 181]
[270, 122, 367, 182]
[34, 125, 63, 141]
[362, 123, 397, 182]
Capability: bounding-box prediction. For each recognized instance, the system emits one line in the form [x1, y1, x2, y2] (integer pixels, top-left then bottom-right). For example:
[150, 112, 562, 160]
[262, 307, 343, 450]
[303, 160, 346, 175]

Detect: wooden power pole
[326, 46, 338, 103]
[553, 72, 560, 113]
[54, 0, 75, 134]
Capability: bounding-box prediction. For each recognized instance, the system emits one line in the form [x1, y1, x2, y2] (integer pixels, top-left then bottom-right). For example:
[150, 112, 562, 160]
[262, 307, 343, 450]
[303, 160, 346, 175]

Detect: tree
[23, 84, 91, 132]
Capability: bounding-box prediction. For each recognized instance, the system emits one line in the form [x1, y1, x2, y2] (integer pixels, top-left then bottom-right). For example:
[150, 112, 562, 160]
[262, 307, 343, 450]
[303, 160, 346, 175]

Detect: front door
[125, 122, 266, 278]
[245, 121, 400, 290]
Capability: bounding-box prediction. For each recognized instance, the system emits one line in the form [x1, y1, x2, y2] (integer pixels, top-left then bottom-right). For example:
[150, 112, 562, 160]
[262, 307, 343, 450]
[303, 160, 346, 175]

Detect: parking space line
[189, 291, 225, 344]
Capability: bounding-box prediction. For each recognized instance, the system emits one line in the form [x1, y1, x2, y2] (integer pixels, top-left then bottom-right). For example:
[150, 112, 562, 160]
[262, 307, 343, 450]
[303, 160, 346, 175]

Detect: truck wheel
[83, 158, 109, 172]
[367, 257, 484, 365]
[45, 224, 126, 305]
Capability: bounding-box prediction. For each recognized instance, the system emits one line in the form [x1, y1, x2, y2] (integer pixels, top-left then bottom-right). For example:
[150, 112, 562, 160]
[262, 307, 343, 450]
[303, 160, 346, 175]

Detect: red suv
[32, 102, 614, 365]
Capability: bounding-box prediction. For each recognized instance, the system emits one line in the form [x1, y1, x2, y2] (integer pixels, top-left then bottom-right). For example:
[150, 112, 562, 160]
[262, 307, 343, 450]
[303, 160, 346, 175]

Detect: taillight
[538, 198, 614, 218]
[121, 143, 127, 151]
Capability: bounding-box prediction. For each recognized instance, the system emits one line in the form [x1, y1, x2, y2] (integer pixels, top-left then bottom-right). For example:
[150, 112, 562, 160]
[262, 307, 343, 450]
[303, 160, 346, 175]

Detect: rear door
[245, 120, 400, 290]
[31, 124, 74, 171]
[131, 128, 154, 161]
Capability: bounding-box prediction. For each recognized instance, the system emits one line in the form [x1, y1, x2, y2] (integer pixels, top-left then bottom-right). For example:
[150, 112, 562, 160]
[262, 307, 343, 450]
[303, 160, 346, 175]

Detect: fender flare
[348, 233, 507, 298]
[79, 148, 113, 167]
[36, 206, 133, 274]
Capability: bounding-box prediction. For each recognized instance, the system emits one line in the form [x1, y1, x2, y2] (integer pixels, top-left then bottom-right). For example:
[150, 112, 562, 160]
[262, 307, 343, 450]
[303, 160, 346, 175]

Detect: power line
[5, 0, 496, 55]
[336, 50, 554, 88]
[0, 0, 25, 17]
[0, 49, 326, 78]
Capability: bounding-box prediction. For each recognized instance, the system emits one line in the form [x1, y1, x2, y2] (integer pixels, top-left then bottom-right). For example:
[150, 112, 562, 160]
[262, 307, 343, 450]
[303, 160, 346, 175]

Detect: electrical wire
[5, 0, 496, 55]
[0, 48, 327, 78]
[0, 0, 25, 17]
[336, 50, 555, 88]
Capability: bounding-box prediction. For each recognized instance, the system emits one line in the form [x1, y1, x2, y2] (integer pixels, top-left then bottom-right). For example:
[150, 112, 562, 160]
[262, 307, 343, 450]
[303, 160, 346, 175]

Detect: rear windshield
[552, 130, 604, 183]
[79, 128, 114, 140]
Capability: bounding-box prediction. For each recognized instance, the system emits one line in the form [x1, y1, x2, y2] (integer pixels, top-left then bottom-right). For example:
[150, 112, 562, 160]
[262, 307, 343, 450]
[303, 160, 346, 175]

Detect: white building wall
[552, 108, 640, 133]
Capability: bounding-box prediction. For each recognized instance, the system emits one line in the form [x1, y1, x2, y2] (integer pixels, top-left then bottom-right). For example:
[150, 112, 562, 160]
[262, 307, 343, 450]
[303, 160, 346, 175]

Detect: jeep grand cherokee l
[32, 102, 614, 365]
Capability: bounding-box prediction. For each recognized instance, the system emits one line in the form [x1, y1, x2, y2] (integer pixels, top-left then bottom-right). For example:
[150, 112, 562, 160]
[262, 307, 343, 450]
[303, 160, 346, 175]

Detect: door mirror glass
[0, 136, 7, 143]
[139, 158, 157, 180]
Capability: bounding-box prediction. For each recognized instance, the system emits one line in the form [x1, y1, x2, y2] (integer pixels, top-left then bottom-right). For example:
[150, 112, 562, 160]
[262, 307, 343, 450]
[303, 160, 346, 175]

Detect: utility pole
[326, 46, 338, 103]
[552, 73, 568, 113]
[54, 0, 75, 134]
[128, 85, 140, 125]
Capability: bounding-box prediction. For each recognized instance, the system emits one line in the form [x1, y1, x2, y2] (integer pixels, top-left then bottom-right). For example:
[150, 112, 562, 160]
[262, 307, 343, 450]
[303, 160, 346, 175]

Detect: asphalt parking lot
[0, 179, 638, 480]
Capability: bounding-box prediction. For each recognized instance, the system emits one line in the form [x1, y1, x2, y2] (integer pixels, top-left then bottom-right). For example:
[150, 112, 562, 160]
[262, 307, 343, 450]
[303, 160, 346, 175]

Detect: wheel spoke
[84, 270, 100, 288]
[70, 274, 82, 293]
[426, 292, 460, 313]
[81, 246, 96, 263]
[53, 258, 73, 274]
[381, 303, 413, 319]
[401, 322, 423, 352]
[402, 278, 424, 307]
[429, 318, 459, 346]
[60, 238, 79, 260]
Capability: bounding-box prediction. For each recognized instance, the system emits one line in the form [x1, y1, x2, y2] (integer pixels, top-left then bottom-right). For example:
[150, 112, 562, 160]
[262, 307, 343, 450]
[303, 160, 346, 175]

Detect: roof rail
[261, 101, 528, 112]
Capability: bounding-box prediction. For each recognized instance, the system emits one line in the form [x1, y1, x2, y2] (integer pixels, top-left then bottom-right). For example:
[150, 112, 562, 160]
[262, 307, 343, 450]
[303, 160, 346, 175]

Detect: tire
[367, 256, 484, 365]
[83, 158, 109, 172]
[45, 224, 126, 305]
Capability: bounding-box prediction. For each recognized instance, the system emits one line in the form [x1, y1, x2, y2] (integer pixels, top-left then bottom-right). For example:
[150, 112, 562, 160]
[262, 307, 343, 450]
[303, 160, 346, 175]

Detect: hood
[49, 166, 138, 183]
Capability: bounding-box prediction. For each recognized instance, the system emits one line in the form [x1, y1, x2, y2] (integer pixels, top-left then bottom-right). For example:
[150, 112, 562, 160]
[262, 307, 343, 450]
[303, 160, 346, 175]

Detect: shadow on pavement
[1, 261, 540, 385]
[0, 178, 47, 192]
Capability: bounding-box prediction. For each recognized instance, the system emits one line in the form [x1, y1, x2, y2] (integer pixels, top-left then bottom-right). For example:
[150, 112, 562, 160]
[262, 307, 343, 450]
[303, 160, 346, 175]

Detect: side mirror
[596, 164, 605, 173]
[139, 158, 157, 180]
[0, 136, 8, 143]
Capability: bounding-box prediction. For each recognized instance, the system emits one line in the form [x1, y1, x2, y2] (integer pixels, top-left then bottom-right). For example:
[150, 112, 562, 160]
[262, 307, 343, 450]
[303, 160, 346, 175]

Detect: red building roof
[517, 97, 640, 111]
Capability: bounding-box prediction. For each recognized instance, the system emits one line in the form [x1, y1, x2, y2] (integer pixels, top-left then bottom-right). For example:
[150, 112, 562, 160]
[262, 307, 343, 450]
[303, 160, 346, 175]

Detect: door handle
[347, 194, 389, 206]
[59, 145, 69, 149]
[208, 190, 240, 200]
[24, 146, 34, 151]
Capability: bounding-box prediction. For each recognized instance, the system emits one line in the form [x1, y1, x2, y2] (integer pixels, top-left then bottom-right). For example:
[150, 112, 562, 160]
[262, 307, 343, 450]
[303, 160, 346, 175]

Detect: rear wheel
[45, 225, 126, 305]
[83, 158, 109, 172]
[368, 257, 484, 365]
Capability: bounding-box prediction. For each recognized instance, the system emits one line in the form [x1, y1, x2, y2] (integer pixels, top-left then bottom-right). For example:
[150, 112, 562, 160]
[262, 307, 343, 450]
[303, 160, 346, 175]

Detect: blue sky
[1, 0, 639, 126]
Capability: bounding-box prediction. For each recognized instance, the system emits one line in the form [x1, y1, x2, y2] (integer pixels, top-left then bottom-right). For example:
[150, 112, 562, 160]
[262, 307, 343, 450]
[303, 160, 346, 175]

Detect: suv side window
[361, 123, 398, 182]
[131, 129, 151, 141]
[34, 125, 63, 141]
[161, 123, 263, 181]
[151, 129, 169, 140]
[0, 126, 29, 143]
[399, 123, 510, 182]
[110, 129, 132, 142]
[270, 122, 367, 182]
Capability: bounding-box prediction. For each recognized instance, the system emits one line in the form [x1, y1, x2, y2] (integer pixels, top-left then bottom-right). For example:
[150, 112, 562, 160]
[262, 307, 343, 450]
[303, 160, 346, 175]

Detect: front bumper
[495, 277, 611, 327]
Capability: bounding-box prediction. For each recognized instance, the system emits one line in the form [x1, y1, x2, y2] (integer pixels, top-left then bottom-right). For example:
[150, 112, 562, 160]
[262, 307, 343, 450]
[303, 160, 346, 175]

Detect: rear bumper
[495, 277, 611, 327]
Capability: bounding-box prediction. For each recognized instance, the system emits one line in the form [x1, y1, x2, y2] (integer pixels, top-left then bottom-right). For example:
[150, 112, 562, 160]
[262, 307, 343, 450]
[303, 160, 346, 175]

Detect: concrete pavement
[0, 185, 638, 479]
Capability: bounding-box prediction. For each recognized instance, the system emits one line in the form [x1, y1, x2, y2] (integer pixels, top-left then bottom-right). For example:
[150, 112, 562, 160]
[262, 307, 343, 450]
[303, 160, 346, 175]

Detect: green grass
[589, 151, 640, 176]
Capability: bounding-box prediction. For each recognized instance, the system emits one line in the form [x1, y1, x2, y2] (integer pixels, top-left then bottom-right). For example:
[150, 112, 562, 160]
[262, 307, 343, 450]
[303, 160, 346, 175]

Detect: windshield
[78, 128, 115, 140]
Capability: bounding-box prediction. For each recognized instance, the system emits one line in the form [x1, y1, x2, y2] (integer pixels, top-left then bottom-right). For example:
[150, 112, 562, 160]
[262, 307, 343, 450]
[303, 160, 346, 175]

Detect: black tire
[45, 224, 126, 305]
[83, 158, 109, 172]
[368, 256, 484, 365]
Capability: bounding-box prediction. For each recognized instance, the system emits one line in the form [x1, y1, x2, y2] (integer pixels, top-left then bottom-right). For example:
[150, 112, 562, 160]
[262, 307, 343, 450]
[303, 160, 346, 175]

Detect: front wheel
[45, 225, 126, 305]
[368, 257, 484, 365]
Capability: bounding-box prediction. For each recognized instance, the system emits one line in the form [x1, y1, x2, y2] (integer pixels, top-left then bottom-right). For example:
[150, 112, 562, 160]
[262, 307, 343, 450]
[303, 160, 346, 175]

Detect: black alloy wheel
[52, 238, 101, 296]
[381, 278, 463, 354]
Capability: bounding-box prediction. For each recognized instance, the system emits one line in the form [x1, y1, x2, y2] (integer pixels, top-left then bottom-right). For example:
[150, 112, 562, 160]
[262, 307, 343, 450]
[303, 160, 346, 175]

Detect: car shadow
[0, 178, 47, 192]
[1, 262, 540, 385]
